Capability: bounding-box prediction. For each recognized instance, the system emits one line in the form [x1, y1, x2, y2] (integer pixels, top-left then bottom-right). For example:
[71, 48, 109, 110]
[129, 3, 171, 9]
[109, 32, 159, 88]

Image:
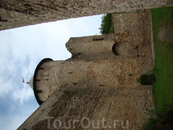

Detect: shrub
[99, 13, 114, 34]
[137, 69, 156, 85]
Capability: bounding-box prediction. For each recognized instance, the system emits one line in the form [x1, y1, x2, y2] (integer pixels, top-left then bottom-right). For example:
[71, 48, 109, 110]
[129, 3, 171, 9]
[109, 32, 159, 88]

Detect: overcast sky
[0, 15, 102, 130]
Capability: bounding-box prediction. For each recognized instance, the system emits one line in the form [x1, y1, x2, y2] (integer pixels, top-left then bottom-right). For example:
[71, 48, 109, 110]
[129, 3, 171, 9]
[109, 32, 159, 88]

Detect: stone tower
[0, 0, 171, 129]
[31, 34, 146, 105]
[18, 9, 155, 130]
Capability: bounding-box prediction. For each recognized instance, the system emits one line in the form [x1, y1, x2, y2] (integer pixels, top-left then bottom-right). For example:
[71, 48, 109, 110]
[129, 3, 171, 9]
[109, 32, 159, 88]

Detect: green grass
[152, 6, 173, 116]
[143, 6, 173, 130]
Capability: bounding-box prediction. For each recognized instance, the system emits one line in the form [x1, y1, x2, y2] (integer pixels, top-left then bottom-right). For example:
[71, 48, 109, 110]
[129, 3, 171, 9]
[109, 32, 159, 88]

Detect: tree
[99, 13, 114, 34]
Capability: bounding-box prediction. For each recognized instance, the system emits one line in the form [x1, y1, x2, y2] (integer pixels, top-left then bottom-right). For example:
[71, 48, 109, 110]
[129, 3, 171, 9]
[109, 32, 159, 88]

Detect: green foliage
[151, 6, 173, 116]
[142, 109, 157, 130]
[99, 13, 114, 34]
[143, 109, 173, 130]
[137, 69, 155, 85]
[139, 74, 155, 85]
[142, 118, 158, 130]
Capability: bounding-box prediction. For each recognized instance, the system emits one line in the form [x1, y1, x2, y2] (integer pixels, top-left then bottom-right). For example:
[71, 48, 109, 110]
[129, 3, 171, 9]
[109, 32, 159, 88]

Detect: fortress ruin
[18, 8, 156, 129]
[0, 0, 171, 129]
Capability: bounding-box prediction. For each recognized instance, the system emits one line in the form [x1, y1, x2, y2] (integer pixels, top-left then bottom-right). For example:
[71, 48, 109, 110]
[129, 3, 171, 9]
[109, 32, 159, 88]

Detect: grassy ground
[143, 6, 173, 130]
[152, 6, 173, 116]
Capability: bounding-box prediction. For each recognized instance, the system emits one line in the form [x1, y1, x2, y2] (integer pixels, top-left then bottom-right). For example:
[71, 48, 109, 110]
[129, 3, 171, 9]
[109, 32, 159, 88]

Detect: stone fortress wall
[6, 0, 171, 129]
[0, 0, 173, 30]
[18, 7, 156, 129]
[113, 9, 153, 74]
[33, 33, 145, 104]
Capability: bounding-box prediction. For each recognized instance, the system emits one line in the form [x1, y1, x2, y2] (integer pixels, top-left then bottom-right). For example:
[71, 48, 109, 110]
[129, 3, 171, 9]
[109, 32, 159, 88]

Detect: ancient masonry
[0, 0, 169, 130]
[18, 9, 156, 129]
[0, 0, 173, 30]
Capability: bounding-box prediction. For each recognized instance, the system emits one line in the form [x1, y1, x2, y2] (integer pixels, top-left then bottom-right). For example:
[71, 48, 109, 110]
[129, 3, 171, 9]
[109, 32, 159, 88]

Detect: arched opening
[112, 43, 119, 55]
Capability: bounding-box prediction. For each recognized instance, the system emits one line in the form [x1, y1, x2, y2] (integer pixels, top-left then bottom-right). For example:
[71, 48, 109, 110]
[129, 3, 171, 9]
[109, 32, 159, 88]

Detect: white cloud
[0, 14, 102, 130]
[11, 84, 33, 104]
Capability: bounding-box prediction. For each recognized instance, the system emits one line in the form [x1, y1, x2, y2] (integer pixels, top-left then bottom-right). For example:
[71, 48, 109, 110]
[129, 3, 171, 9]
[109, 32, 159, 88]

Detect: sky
[0, 15, 102, 130]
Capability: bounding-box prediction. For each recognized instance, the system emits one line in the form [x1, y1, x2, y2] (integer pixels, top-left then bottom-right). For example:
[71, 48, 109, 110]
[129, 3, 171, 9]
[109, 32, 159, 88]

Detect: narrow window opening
[40, 101, 44, 104]
[136, 46, 139, 57]
[69, 72, 73, 74]
[129, 74, 133, 76]
[73, 83, 78, 85]
[93, 37, 104, 41]
[36, 90, 42, 93]
[0, 19, 8, 22]
[99, 85, 104, 86]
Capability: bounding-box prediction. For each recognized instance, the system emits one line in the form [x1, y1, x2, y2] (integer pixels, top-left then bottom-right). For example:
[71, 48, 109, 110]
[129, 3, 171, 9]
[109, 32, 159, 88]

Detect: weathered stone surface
[0, 0, 173, 30]
[33, 58, 144, 103]
[113, 10, 153, 73]
[18, 10, 155, 130]
[19, 88, 154, 130]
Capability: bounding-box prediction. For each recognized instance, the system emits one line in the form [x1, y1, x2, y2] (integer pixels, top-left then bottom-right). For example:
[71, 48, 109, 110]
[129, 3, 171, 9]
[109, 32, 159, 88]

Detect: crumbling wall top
[0, 0, 173, 30]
